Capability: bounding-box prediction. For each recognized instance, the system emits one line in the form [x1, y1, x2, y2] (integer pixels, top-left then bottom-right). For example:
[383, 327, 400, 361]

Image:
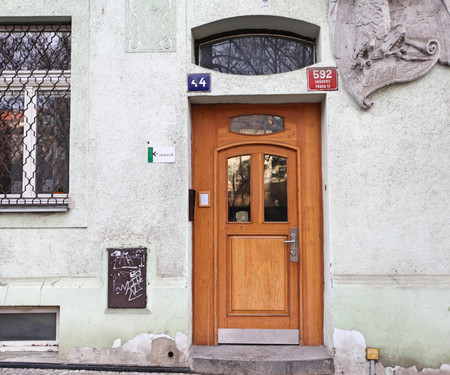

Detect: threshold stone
[190, 345, 334, 375]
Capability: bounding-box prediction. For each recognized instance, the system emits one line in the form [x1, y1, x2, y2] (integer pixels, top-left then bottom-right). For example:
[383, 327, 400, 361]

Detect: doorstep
[190, 345, 334, 375]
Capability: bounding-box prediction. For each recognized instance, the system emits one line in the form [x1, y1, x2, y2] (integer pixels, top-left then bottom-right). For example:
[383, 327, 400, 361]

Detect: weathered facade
[0, 0, 449, 374]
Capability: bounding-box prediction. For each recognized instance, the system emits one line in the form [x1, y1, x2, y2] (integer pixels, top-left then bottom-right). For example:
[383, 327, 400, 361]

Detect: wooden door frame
[192, 103, 323, 346]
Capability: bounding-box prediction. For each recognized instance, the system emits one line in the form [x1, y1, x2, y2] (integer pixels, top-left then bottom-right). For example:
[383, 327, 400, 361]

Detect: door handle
[284, 228, 299, 263]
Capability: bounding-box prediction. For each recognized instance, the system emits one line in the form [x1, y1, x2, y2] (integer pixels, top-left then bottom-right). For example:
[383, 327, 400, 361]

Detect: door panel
[192, 103, 323, 346]
[228, 235, 289, 315]
[218, 144, 299, 333]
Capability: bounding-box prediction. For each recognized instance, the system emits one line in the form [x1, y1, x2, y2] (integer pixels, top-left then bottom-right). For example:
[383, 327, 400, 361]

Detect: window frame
[0, 306, 59, 352]
[0, 24, 71, 212]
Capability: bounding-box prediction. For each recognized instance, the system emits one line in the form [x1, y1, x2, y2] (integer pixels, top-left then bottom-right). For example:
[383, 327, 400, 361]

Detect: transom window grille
[197, 31, 315, 75]
[0, 25, 71, 211]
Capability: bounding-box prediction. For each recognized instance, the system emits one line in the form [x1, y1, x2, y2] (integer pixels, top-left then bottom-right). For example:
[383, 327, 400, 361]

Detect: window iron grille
[198, 31, 315, 75]
[0, 25, 71, 212]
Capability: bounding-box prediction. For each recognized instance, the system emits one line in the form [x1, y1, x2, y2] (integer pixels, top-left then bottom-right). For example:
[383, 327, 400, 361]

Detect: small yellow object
[366, 348, 379, 360]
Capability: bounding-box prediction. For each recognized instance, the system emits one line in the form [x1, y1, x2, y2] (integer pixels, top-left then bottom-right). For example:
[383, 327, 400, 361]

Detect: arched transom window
[196, 31, 315, 75]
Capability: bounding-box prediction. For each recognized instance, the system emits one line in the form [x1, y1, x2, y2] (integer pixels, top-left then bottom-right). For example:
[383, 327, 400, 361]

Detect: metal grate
[0, 25, 71, 211]
[199, 32, 315, 75]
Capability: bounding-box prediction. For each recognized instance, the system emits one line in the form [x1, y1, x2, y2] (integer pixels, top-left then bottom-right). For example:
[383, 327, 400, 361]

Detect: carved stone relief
[125, 0, 176, 52]
[329, 0, 450, 109]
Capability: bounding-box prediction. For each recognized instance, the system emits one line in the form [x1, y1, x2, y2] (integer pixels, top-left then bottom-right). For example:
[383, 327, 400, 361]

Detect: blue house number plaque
[188, 74, 211, 92]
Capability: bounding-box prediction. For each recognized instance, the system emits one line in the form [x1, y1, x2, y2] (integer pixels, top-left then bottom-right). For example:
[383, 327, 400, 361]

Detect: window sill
[0, 205, 69, 213]
[0, 344, 58, 352]
[0, 196, 69, 212]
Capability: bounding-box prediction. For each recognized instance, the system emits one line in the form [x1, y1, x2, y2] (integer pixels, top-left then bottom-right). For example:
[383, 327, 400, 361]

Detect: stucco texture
[328, 49, 450, 370]
[328, 64, 450, 276]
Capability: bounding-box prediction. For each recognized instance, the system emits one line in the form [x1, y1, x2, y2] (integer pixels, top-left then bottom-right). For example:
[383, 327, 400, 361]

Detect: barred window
[0, 25, 71, 212]
[197, 31, 315, 75]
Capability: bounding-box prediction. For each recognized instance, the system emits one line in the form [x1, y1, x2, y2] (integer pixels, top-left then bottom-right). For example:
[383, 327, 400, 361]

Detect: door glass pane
[264, 155, 287, 222]
[230, 115, 284, 135]
[228, 155, 251, 222]
[0, 91, 24, 194]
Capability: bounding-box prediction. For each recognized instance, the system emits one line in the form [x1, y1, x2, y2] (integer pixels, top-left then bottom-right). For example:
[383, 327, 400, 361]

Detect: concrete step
[190, 345, 334, 375]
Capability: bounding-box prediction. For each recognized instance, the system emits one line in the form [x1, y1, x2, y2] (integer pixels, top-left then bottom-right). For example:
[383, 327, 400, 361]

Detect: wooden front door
[192, 104, 323, 346]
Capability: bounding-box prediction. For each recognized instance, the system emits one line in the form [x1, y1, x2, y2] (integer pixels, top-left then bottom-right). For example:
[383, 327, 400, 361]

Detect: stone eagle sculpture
[329, 0, 450, 109]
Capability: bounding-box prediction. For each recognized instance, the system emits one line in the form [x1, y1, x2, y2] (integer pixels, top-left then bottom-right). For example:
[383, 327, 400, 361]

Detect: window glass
[0, 27, 71, 70]
[228, 155, 251, 222]
[0, 91, 24, 194]
[230, 114, 284, 135]
[264, 155, 287, 222]
[36, 91, 70, 194]
[199, 33, 314, 75]
[0, 313, 57, 341]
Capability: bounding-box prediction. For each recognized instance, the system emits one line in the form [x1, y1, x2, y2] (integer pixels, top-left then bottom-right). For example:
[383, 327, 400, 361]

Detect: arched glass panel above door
[197, 31, 315, 75]
[230, 114, 284, 135]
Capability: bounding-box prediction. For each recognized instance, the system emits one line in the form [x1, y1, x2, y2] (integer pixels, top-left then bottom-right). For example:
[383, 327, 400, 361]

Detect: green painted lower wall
[0, 278, 188, 357]
[333, 275, 450, 370]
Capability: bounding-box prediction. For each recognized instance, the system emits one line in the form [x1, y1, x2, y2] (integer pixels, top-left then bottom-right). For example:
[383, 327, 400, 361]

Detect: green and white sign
[148, 147, 176, 163]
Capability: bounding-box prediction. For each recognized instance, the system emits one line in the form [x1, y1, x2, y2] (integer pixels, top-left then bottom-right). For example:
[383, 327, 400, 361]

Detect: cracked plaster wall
[328, 60, 450, 369]
[66, 333, 190, 367]
[334, 329, 450, 375]
[0, 0, 191, 359]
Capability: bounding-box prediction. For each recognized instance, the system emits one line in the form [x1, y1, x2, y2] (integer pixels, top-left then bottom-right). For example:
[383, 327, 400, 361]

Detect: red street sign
[307, 67, 338, 91]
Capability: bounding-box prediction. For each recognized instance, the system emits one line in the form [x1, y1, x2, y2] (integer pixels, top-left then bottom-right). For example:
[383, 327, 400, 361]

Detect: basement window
[0, 307, 59, 351]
